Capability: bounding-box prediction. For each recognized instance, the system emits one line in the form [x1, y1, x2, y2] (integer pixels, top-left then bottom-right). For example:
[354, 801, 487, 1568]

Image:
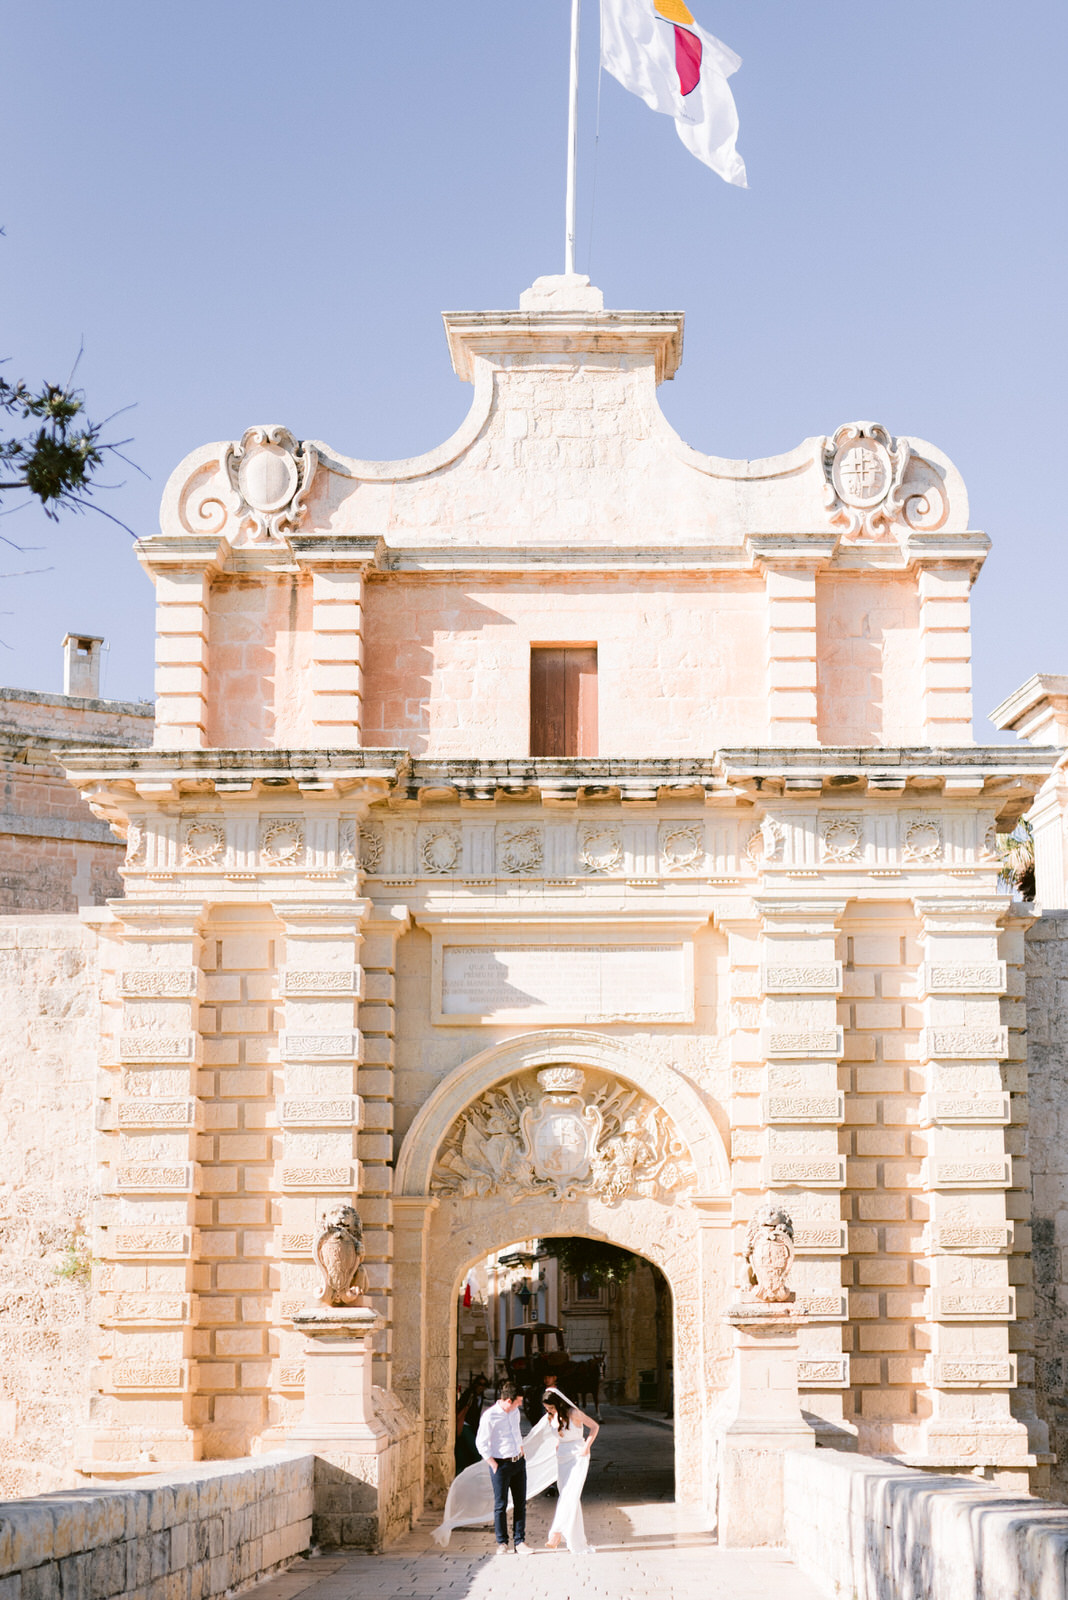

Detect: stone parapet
[785, 1447, 1068, 1600]
[0, 1452, 313, 1600]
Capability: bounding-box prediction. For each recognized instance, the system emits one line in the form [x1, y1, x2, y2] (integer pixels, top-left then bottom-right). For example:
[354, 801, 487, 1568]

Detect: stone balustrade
[784, 1447, 1068, 1600]
[0, 1452, 312, 1600]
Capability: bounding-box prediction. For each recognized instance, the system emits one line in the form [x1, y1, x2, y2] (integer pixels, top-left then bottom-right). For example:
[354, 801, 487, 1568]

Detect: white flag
[600, 0, 747, 187]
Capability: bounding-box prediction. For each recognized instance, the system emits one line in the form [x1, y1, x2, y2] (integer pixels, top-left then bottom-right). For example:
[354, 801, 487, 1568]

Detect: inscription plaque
[437, 943, 691, 1023]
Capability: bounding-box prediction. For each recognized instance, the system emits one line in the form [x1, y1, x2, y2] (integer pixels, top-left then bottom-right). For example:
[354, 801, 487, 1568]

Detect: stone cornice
[442, 308, 685, 384]
[717, 745, 1053, 804]
[59, 746, 1054, 814]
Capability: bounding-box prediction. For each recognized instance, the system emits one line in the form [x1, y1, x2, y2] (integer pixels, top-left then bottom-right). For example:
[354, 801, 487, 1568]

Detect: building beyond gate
[3, 272, 1065, 1530]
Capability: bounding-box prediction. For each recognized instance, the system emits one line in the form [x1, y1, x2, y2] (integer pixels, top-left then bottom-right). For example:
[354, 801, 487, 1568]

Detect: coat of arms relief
[431, 1066, 695, 1204]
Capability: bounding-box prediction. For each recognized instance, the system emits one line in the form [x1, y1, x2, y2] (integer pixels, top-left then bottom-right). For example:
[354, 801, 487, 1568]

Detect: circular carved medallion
[421, 830, 460, 873]
[182, 822, 224, 866]
[581, 828, 622, 873]
[262, 821, 303, 864]
[661, 827, 702, 871]
[237, 445, 299, 514]
[904, 820, 941, 861]
[831, 438, 891, 509]
[822, 818, 861, 861]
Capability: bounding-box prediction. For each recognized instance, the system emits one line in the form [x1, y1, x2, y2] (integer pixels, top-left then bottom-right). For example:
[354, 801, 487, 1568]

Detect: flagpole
[565, 0, 581, 274]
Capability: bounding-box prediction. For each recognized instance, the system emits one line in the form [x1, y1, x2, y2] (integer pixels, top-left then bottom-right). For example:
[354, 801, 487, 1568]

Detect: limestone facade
[5, 273, 1068, 1531]
[0, 917, 100, 1498]
[0, 685, 151, 913]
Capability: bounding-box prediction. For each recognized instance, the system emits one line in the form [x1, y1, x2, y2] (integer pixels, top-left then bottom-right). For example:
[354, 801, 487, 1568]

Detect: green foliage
[55, 1223, 92, 1286]
[996, 818, 1035, 901]
[0, 373, 111, 519]
[539, 1236, 638, 1287]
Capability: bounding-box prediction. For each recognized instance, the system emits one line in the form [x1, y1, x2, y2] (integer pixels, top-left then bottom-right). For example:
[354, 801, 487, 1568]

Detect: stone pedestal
[714, 1304, 815, 1548]
[286, 1306, 391, 1548]
[288, 1306, 385, 1445]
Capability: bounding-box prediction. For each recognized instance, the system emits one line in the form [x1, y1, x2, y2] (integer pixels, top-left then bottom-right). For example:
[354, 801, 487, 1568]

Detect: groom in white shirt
[475, 1381, 532, 1555]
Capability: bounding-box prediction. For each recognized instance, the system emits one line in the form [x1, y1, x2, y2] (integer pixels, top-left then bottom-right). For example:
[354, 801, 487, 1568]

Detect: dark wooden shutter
[530, 647, 597, 756]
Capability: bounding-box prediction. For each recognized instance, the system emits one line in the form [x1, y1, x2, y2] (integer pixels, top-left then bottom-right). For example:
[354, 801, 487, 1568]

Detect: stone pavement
[244, 1412, 825, 1600]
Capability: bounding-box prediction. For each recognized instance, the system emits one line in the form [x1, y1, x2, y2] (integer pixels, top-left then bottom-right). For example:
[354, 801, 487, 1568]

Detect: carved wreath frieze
[182, 821, 225, 867]
[420, 827, 461, 874]
[262, 820, 304, 866]
[820, 421, 947, 540]
[903, 818, 942, 862]
[660, 825, 704, 872]
[359, 826, 384, 872]
[580, 827, 623, 874]
[431, 1066, 695, 1205]
[499, 826, 543, 875]
[821, 817, 862, 862]
[225, 425, 317, 544]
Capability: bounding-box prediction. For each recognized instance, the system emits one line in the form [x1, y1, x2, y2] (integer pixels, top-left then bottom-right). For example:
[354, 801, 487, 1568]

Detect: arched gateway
[42, 273, 1043, 1548]
[393, 1031, 732, 1508]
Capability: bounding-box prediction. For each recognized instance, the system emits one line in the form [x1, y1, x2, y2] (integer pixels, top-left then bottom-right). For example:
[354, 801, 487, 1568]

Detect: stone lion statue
[743, 1204, 795, 1303]
[314, 1203, 367, 1307]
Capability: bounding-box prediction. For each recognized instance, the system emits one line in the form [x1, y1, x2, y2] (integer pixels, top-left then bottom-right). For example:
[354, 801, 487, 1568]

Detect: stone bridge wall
[0, 1452, 312, 1600]
[784, 1446, 1068, 1600]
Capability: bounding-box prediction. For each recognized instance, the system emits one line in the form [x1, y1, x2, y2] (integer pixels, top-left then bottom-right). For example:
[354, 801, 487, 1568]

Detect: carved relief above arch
[393, 1029, 730, 1198]
[431, 1065, 695, 1205]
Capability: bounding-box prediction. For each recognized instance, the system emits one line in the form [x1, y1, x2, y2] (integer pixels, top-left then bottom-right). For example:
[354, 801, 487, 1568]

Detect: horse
[565, 1352, 607, 1420]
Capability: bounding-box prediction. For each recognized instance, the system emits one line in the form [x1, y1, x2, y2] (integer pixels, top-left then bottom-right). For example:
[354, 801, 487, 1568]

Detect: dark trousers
[491, 1457, 526, 1547]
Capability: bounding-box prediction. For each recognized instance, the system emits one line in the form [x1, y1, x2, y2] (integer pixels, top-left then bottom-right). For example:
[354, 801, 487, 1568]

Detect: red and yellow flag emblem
[654, 0, 702, 96]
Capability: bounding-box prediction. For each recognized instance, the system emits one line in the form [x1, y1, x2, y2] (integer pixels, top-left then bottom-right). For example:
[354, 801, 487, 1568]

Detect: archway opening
[394, 1033, 732, 1521]
[451, 1231, 675, 1524]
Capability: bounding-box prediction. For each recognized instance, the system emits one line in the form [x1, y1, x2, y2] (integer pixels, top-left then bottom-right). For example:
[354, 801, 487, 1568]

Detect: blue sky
[2, 0, 1065, 730]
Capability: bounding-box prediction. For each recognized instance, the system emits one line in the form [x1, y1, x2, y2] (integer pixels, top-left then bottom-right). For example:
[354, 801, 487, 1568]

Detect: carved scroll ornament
[431, 1066, 695, 1205]
[225, 425, 317, 543]
[821, 421, 947, 540]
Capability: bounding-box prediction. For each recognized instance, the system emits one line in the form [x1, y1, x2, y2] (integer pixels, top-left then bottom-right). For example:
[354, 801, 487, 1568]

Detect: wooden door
[530, 646, 597, 756]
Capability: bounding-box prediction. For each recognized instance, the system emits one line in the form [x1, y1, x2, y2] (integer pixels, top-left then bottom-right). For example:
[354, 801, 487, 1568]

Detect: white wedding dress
[432, 1415, 557, 1546]
[546, 1417, 591, 1554]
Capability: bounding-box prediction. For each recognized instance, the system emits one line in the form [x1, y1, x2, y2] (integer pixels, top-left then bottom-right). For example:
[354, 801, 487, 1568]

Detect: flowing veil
[431, 1387, 583, 1548]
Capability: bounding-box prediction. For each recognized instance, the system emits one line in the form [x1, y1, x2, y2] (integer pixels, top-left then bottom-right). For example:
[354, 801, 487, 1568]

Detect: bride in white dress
[542, 1386, 599, 1553]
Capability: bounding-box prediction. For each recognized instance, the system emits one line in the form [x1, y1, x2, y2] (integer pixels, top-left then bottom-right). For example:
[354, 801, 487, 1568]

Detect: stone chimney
[62, 633, 104, 699]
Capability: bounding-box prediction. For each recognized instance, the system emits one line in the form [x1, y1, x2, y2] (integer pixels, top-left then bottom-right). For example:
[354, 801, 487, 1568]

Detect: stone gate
[0, 271, 1061, 1542]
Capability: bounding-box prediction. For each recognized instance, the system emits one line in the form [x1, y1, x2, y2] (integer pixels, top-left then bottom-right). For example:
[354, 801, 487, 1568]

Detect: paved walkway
[248, 1412, 825, 1600]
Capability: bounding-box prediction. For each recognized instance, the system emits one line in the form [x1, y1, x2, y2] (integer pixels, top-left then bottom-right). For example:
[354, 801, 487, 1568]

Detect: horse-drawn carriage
[502, 1321, 606, 1417]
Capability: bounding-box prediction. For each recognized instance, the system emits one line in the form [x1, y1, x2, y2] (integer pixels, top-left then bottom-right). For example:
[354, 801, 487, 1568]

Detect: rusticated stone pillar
[270, 899, 370, 1417]
[913, 895, 1038, 1482]
[748, 899, 850, 1432]
[85, 900, 208, 1468]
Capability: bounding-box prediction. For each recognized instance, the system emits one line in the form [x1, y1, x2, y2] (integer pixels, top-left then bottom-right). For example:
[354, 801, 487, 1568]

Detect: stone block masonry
[5, 275, 1059, 1546]
[0, 916, 100, 1498]
[0, 1452, 313, 1600]
[0, 687, 152, 914]
[785, 1446, 1068, 1600]
[1026, 909, 1068, 1502]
